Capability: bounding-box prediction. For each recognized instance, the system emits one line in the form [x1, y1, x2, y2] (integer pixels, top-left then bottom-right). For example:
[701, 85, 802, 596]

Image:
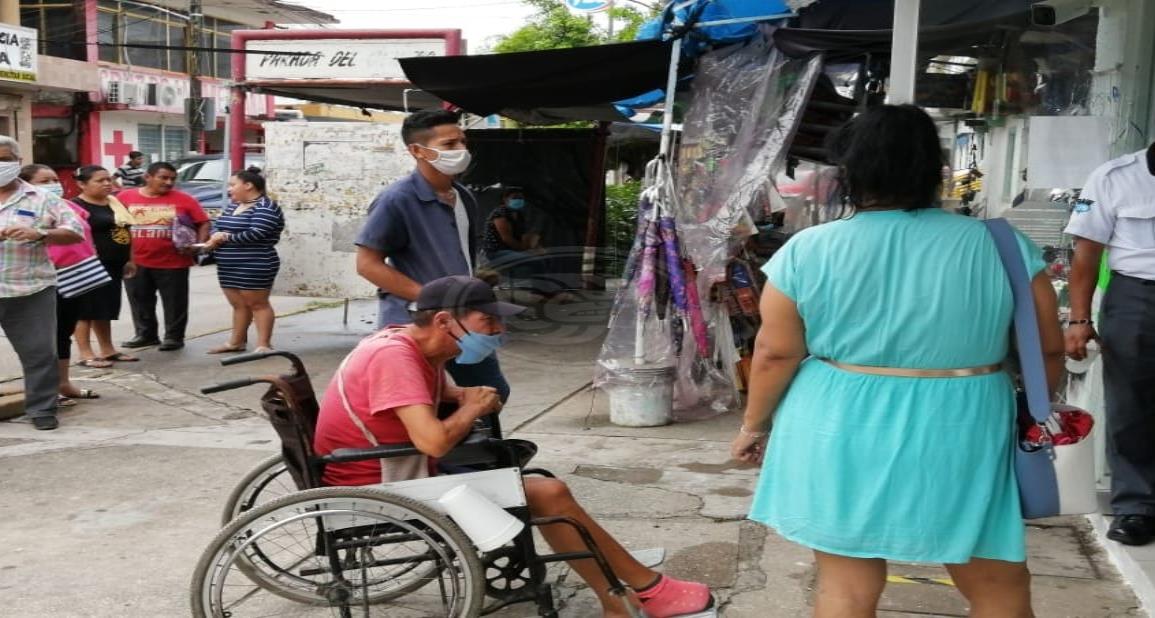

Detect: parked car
[174, 154, 265, 217]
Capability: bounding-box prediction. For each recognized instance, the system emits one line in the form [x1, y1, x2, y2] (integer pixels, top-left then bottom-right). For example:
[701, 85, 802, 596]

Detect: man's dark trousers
[1099, 273, 1155, 516]
[0, 287, 59, 420]
[126, 266, 190, 343]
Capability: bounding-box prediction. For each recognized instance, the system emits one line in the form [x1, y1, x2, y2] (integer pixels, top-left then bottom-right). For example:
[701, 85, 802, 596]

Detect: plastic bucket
[606, 365, 675, 427]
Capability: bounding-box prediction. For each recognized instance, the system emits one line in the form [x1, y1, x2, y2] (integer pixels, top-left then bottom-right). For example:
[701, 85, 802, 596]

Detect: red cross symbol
[103, 130, 135, 161]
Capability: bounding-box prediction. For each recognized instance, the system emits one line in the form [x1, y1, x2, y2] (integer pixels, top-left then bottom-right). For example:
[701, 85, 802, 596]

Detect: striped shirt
[0, 181, 85, 298]
[115, 164, 145, 187]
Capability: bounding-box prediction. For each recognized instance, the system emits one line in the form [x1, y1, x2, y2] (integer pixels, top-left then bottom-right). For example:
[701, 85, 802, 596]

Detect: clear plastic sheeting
[675, 39, 823, 283]
[597, 38, 824, 422]
[598, 193, 676, 374]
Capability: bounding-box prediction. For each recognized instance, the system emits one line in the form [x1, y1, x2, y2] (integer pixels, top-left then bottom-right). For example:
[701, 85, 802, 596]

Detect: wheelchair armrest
[320, 443, 421, 463]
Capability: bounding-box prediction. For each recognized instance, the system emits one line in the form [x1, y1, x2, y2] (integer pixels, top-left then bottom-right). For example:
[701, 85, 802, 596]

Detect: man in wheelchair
[312, 275, 715, 618]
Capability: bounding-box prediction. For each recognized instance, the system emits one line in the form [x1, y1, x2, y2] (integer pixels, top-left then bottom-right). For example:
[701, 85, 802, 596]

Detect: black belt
[1111, 271, 1155, 286]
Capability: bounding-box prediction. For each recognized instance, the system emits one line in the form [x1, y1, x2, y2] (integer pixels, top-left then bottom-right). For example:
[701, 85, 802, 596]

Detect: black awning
[792, 0, 1033, 30]
[776, 0, 1033, 60]
[399, 40, 679, 118]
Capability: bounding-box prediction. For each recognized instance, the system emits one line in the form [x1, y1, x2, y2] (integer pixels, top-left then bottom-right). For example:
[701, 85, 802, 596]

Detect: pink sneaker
[635, 575, 716, 618]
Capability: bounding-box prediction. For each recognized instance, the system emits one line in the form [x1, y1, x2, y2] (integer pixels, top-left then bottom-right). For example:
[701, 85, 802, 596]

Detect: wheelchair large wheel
[221, 454, 297, 525]
[192, 487, 486, 617]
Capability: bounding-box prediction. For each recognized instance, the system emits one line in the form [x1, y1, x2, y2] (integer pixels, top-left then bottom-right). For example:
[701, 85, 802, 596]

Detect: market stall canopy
[399, 40, 686, 123]
[777, 0, 1034, 59]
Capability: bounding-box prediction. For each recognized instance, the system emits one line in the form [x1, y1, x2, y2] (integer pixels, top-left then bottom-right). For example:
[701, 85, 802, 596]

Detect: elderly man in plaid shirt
[0, 136, 84, 430]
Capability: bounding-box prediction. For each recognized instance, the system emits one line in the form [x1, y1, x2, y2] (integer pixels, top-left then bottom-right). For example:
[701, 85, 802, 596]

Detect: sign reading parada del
[0, 24, 38, 83]
[246, 39, 447, 81]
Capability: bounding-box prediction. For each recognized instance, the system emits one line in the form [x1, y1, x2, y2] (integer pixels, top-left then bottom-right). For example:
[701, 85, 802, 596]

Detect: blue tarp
[617, 1, 798, 116]
[639, 0, 795, 50]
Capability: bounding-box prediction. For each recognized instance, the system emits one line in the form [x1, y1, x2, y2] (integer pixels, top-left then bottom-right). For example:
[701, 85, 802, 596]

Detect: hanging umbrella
[683, 258, 710, 356]
[633, 214, 662, 364]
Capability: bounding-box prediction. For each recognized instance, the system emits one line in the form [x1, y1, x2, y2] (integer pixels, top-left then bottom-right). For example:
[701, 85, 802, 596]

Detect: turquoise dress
[748, 209, 1045, 564]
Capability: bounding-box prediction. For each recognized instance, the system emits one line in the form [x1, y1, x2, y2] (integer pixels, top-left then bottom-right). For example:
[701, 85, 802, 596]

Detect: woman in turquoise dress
[732, 105, 1065, 617]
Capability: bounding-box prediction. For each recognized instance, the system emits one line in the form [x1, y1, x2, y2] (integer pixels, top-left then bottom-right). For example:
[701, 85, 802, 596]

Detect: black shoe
[158, 340, 185, 351]
[1107, 515, 1155, 546]
[122, 337, 161, 348]
[32, 416, 59, 430]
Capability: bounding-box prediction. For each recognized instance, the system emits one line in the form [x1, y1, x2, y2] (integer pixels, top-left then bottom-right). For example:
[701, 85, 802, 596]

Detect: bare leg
[74, 320, 97, 361]
[526, 478, 657, 617]
[240, 289, 275, 350]
[58, 359, 79, 398]
[945, 558, 1033, 618]
[812, 551, 887, 618]
[223, 288, 251, 347]
[91, 320, 121, 358]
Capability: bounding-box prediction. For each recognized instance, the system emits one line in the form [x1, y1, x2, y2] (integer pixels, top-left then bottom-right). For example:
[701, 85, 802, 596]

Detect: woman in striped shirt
[203, 167, 284, 354]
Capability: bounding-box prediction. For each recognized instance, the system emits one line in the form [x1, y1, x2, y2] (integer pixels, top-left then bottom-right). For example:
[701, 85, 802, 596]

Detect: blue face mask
[452, 319, 505, 364]
[507, 198, 525, 210]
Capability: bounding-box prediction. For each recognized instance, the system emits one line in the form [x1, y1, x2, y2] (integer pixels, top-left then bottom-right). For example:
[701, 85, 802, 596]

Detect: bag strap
[984, 218, 1050, 423]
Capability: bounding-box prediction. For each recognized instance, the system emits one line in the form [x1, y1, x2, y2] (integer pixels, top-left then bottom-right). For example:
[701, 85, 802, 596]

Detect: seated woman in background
[481, 187, 570, 301]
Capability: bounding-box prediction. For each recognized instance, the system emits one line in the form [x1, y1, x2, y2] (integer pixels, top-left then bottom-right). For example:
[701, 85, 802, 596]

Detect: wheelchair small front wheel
[191, 486, 486, 617]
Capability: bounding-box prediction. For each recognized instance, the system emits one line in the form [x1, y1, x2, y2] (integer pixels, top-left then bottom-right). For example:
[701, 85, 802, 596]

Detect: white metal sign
[0, 24, 37, 83]
[246, 39, 445, 81]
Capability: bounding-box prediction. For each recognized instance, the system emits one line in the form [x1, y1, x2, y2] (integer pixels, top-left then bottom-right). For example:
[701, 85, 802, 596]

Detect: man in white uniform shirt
[1065, 142, 1155, 546]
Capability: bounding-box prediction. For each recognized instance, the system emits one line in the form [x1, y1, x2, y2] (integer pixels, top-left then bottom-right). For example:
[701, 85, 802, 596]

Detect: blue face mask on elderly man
[451, 319, 506, 364]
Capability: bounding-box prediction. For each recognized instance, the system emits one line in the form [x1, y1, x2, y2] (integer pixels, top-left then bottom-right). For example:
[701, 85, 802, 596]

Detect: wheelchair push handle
[221, 349, 295, 366]
[201, 377, 260, 394]
[219, 349, 308, 377]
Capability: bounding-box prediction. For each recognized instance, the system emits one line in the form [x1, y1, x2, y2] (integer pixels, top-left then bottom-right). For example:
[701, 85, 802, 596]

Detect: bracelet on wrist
[1067, 318, 1093, 326]
[739, 425, 768, 438]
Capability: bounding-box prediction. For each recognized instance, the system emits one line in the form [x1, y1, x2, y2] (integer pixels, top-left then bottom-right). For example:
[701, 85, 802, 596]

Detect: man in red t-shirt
[313, 276, 714, 618]
[118, 162, 209, 351]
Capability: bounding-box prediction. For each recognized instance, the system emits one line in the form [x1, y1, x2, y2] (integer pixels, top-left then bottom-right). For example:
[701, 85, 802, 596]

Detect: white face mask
[0, 161, 20, 186]
[41, 182, 63, 197]
[417, 145, 472, 176]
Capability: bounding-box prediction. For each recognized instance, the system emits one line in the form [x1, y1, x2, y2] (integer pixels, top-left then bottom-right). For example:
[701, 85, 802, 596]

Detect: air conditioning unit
[127, 84, 148, 105]
[159, 84, 180, 108]
[118, 83, 145, 105]
[105, 81, 123, 104]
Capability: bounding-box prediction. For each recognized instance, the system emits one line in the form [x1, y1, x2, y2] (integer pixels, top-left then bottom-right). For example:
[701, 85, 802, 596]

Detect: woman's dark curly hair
[825, 104, 945, 212]
[232, 166, 266, 195]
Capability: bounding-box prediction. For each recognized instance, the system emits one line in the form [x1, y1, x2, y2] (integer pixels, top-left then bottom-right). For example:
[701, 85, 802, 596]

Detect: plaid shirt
[0, 181, 84, 298]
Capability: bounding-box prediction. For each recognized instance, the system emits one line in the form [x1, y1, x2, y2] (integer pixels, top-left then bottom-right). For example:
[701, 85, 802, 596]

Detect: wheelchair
[190, 349, 635, 618]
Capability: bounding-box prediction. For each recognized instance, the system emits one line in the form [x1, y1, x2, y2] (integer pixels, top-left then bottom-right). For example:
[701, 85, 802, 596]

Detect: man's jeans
[0, 287, 59, 419]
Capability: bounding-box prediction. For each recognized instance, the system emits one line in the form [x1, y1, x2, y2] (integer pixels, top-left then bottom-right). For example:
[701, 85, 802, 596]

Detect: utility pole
[187, 0, 204, 152]
[607, 0, 615, 39]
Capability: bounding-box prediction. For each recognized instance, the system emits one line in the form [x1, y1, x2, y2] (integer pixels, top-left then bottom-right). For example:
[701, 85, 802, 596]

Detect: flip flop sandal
[56, 396, 77, 407]
[62, 389, 100, 400]
[76, 358, 114, 369]
[101, 352, 139, 362]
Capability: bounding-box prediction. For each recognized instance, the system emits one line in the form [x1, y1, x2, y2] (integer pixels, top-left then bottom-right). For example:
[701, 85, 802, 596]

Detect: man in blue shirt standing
[355, 110, 511, 403]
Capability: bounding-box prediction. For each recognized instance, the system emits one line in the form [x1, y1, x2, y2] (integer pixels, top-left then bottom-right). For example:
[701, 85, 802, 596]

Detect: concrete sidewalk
[0, 288, 1145, 616]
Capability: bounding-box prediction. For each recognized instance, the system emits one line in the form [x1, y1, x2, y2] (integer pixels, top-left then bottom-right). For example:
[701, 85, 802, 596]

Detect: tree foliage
[494, 0, 661, 54]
